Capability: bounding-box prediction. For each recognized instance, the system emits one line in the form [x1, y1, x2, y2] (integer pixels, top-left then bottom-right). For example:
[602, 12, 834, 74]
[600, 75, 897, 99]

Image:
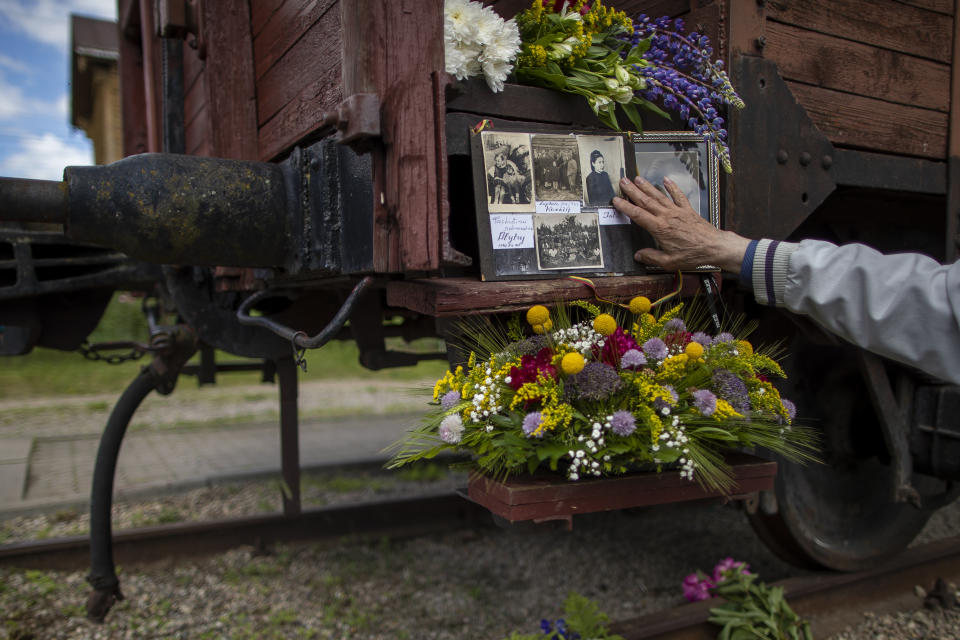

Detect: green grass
[0, 294, 450, 399]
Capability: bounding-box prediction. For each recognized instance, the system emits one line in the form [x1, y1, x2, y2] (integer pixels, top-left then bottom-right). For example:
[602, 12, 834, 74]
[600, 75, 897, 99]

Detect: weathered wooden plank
[185, 103, 209, 156]
[946, 0, 960, 261]
[788, 81, 948, 159]
[250, 0, 285, 37]
[201, 0, 259, 160]
[767, 0, 951, 63]
[766, 21, 950, 112]
[253, 0, 338, 80]
[183, 61, 205, 128]
[385, 273, 702, 316]
[467, 453, 776, 523]
[138, 0, 162, 153]
[256, 7, 341, 127]
[901, 0, 954, 14]
[118, 1, 149, 157]
[257, 71, 343, 161]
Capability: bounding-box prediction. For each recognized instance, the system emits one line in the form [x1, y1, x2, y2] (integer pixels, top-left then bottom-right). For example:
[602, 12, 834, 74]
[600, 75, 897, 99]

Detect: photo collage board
[470, 127, 719, 281]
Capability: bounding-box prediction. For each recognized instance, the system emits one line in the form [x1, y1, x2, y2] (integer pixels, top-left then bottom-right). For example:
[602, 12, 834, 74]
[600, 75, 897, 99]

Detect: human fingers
[633, 247, 674, 269]
[662, 177, 693, 211]
[613, 195, 659, 232]
[632, 176, 674, 208]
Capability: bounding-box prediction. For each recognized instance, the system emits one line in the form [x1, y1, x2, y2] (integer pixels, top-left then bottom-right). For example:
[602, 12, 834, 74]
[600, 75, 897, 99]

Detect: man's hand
[613, 176, 750, 274]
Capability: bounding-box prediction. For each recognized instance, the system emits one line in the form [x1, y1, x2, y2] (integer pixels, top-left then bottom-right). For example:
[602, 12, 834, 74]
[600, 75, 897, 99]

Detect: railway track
[3, 488, 958, 638]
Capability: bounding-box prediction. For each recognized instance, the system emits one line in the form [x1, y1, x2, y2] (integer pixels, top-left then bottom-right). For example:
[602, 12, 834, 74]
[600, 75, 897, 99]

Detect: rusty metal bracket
[727, 56, 837, 239]
[317, 93, 382, 152]
[857, 351, 922, 507]
[156, 0, 205, 58]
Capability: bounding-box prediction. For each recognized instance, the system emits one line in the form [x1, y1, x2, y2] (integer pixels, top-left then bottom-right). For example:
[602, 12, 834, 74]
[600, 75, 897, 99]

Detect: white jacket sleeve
[749, 238, 960, 384]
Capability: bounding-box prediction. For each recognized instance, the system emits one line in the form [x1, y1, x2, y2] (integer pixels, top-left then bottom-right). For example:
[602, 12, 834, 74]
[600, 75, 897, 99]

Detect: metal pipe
[236, 276, 375, 350]
[0, 177, 67, 224]
[86, 367, 160, 622]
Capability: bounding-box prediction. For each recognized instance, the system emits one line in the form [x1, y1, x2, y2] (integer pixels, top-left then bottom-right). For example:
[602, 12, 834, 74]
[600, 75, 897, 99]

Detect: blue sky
[0, 0, 117, 181]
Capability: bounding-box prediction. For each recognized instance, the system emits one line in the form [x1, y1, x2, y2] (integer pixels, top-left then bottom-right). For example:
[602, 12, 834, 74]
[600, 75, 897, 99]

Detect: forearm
[747, 239, 960, 384]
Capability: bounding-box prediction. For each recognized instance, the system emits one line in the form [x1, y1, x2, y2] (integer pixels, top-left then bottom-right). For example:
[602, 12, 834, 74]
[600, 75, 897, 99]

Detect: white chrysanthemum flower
[444, 0, 519, 93]
[438, 414, 465, 444]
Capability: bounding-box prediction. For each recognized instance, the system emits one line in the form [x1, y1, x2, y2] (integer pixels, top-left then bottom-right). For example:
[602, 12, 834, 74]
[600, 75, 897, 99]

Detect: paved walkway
[0, 411, 423, 517]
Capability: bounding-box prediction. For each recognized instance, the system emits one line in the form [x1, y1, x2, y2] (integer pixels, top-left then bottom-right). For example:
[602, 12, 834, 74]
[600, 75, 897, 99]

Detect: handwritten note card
[535, 201, 582, 214]
[490, 214, 534, 249]
[597, 207, 631, 225]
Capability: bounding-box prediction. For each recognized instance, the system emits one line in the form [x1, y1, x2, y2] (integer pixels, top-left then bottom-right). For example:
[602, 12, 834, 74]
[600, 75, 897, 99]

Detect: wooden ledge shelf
[466, 453, 776, 525]
[386, 273, 708, 316]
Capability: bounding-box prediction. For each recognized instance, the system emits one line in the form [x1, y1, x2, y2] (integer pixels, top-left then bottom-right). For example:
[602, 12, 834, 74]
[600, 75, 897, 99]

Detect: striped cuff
[751, 239, 800, 306]
[739, 239, 759, 288]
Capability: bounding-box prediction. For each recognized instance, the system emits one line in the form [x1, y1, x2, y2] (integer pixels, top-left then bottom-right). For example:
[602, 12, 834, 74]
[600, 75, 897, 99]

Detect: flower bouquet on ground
[387, 296, 818, 494]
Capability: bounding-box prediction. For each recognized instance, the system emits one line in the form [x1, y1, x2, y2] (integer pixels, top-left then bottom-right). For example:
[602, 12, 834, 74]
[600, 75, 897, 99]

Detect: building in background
[71, 15, 121, 165]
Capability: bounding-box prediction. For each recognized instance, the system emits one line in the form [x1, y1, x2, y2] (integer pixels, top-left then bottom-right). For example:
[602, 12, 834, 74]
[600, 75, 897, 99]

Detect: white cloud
[0, 0, 117, 50]
[0, 132, 91, 180]
[0, 52, 29, 73]
[0, 72, 62, 120]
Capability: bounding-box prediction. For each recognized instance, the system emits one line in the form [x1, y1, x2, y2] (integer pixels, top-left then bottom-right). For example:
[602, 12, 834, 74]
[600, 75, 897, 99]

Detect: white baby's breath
[444, 0, 520, 93]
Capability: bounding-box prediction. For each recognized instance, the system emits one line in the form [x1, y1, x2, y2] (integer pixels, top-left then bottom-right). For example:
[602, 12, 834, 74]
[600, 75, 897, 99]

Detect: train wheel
[746, 334, 936, 571]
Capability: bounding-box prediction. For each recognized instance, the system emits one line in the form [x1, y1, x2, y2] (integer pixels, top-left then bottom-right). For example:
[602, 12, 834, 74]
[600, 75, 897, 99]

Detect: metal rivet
[755, 36, 766, 49]
[821, 155, 833, 169]
[799, 152, 811, 166]
[310, 157, 320, 171]
[776, 150, 788, 164]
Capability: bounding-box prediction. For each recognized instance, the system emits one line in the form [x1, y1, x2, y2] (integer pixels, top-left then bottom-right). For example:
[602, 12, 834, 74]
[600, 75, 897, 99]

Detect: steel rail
[609, 535, 960, 639]
[0, 491, 485, 571]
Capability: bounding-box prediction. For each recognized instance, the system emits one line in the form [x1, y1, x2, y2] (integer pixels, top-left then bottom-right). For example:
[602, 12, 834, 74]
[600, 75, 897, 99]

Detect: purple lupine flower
[610, 410, 637, 436]
[692, 389, 717, 416]
[664, 318, 687, 333]
[440, 390, 461, 410]
[522, 411, 543, 437]
[682, 573, 713, 602]
[642, 337, 668, 361]
[712, 369, 750, 413]
[691, 331, 711, 346]
[712, 557, 750, 583]
[621, 348, 647, 369]
[712, 332, 735, 345]
[564, 362, 622, 401]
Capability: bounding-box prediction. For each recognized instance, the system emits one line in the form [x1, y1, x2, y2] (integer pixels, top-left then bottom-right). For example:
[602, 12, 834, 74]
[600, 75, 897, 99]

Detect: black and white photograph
[577, 135, 625, 207]
[534, 213, 604, 270]
[481, 131, 534, 212]
[531, 134, 582, 202]
[635, 150, 702, 215]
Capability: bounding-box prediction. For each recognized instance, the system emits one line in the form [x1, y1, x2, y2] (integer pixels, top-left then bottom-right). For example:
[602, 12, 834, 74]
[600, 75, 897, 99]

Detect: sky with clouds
[0, 0, 117, 181]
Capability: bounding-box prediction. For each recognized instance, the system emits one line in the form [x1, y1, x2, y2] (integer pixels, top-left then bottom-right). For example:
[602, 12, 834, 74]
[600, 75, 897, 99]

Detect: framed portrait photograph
[534, 213, 604, 271]
[480, 131, 535, 212]
[531, 134, 582, 202]
[577, 134, 626, 208]
[631, 131, 719, 228]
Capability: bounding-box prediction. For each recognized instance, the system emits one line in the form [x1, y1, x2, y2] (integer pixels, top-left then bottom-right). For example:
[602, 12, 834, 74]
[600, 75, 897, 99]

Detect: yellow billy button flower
[736, 340, 754, 356]
[593, 313, 617, 336]
[629, 296, 652, 315]
[561, 352, 586, 375]
[527, 304, 550, 327]
[532, 318, 553, 334]
[685, 341, 704, 359]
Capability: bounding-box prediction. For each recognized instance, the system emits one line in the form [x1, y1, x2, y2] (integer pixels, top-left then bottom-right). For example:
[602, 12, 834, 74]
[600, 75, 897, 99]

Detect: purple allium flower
[664, 318, 687, 333]
[564, 362, 622, 401]
[620, 348, 647, 369]
[643, 337, 668, 361]
[653, 384, 678, 413]
[610, 410, 637, 436]
[682, 573, 714, 602]
[712, 332, 734, 345]
[780, 398, 797, 424]
[440, 390, 461, 410]
[522, 411, 543, 437]
[438, 414, 464, 444]
[712, 369, 750, 413]
[712, 557, 751, 583]
[692, 389, 717, 416]
[514, 334, 550, 356]
[691, 331, 711, 346]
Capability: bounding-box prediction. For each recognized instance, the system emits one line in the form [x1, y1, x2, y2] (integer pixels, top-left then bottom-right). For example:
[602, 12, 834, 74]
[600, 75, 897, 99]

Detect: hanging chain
[79, 340, 151, 365]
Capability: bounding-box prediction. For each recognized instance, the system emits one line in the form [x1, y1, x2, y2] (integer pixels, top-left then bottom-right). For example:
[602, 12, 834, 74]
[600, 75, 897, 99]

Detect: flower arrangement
[685, 558, 813, 640]
[444, 0, 522, 92]
[387, 296, 817, 494]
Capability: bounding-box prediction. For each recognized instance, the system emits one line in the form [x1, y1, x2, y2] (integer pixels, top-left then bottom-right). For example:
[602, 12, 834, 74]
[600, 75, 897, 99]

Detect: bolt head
[776, 150, 788, 164]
